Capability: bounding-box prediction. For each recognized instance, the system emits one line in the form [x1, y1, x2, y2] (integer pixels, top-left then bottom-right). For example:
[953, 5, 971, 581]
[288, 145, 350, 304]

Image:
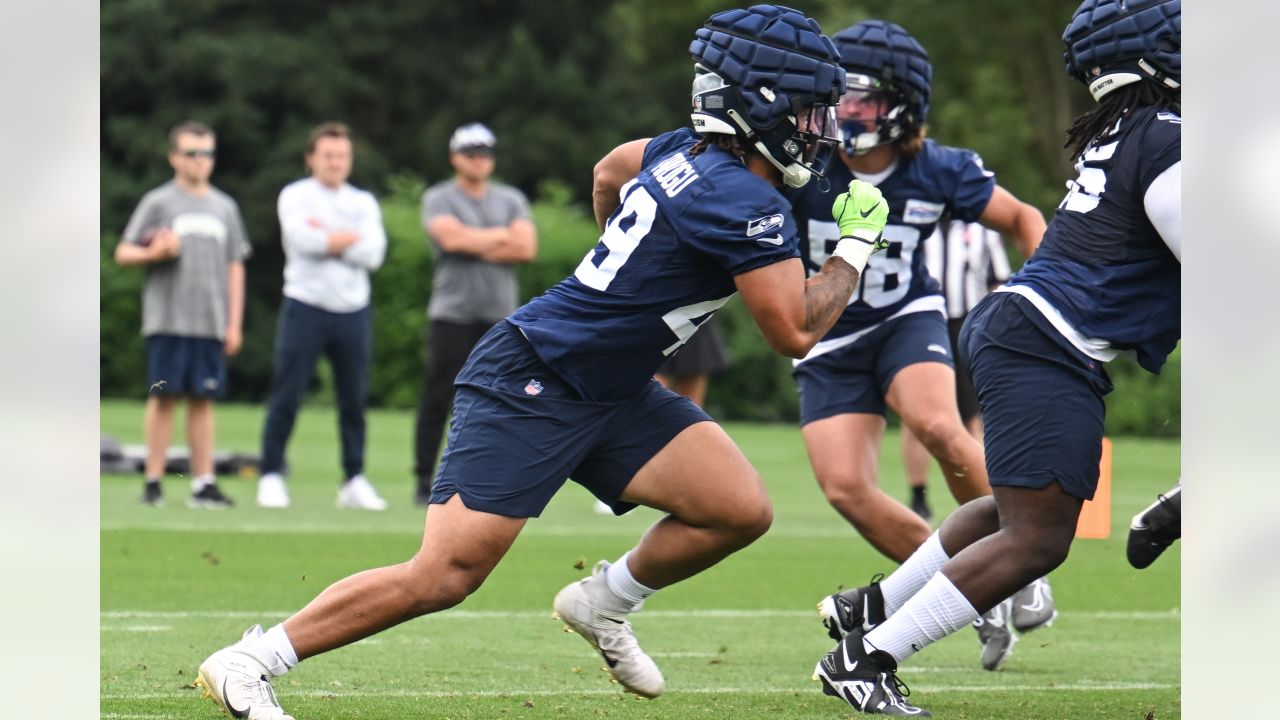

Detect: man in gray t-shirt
[413, 123, 538, 503]
[115, 121, 252, 509]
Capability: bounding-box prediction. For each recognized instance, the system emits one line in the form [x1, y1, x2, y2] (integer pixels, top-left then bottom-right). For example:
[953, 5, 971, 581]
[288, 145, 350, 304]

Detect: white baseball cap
[448, 123, 497, 153]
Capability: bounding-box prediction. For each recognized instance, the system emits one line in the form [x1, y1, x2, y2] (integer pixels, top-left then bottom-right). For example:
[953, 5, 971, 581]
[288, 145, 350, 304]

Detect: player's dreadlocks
[1064, 80, 1180, 160]
[689, 133, 749, 160]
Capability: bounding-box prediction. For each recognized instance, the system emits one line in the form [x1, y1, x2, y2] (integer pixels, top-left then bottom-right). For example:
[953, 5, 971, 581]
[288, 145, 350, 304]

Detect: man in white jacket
[257, 122, 388, 511]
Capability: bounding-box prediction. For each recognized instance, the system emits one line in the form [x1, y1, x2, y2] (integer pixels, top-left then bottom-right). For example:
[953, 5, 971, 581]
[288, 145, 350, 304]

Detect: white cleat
[552, 562, 665, 698]
[256, 473, 290, 509]
[336, 474, 387, 511]
[195, 626, 294, 720]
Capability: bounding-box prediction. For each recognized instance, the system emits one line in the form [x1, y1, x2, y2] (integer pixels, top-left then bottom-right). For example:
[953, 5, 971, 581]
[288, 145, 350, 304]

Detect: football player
[193, 6, 889, 717]
[815, 1, 1181, 715]
[786, 19, 1054, 672]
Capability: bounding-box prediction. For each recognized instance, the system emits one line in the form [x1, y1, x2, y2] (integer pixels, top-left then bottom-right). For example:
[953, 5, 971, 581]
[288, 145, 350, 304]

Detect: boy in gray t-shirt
[412, 123, 538, 503]
[114, 121, 251, 509]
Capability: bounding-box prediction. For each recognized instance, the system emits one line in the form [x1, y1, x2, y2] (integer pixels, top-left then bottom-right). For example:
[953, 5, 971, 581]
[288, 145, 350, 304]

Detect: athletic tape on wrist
[831, 236, 876, 274]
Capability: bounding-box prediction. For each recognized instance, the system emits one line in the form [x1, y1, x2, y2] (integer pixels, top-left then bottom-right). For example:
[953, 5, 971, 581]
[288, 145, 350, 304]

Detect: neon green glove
[830, 179, 890, 273]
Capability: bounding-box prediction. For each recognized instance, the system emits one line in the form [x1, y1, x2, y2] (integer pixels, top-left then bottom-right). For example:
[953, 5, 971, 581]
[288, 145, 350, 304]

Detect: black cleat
[815, 635, 931, 716]
[909, 495, 933, 523]
[1127, 483, 1181, 569]
[140, 481, 164, 507]
[818, 576, 887, 641]
[188, 482, 235, 509]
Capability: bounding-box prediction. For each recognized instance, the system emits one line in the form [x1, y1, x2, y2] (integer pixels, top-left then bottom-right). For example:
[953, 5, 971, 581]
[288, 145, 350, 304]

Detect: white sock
[191, 474, 215, 492]
[863, 572, 979, 664]
[603, 552, 656, 611]
[881, 532, 950, 616]
[244, 624, 299, 678]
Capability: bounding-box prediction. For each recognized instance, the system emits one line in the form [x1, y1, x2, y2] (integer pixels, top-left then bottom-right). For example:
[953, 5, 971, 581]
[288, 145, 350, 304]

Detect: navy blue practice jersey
[784, 140, 995, 346]
[508, 128, 799, 401]
[1006, 106, 1181, 374]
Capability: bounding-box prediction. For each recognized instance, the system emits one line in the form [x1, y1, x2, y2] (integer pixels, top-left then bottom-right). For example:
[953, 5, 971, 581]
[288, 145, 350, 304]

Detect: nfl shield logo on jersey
[524, 379, 544, 396]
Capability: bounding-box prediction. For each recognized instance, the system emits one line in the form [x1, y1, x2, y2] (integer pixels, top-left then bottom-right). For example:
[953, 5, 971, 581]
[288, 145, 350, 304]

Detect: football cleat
[1011, 577, 1058, 633]
[336, 474, 387, 511]
[195, 626, 294, 720]
[552, 561, 664, 698]
[256, 473, 290, 509]
[909, 494, 933, 523]
[1127, 483, 1181, 569]
[819, 577, 887, 641]
[973, 597, 1017, 671]
[815, 636, 931, 716]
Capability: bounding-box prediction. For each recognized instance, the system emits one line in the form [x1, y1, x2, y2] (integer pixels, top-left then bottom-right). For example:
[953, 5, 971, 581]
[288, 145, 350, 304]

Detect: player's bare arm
[735, 257, 860, 358]
[592, 139, 651, 230]
[979, 185, 1046, 258]
[736, 180, 889, 358]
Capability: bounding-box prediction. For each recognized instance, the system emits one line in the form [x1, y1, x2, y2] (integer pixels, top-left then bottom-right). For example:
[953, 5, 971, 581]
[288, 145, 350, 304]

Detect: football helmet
[1063, 0, 1181, 101]
[831, 20, 931, 155]
[689, 4, 845, 188]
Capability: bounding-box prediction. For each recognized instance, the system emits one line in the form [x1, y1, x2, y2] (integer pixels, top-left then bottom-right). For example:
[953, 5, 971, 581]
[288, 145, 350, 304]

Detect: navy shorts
[430, 322, 713, 518]
[793, 310, 954, 425]
[959, 292, 1114, 500]
[145, 334, 226, 398]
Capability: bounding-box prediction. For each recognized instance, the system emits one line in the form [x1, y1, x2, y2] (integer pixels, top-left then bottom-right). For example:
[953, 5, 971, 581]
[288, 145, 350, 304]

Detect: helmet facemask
[837, 74, 910, 155]
[692, 67, 842, 188]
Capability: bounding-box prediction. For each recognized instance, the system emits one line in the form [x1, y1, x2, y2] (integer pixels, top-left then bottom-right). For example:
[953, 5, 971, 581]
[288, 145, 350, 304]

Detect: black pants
[413, 319, 496, 493]
[261, 298, 372, 480]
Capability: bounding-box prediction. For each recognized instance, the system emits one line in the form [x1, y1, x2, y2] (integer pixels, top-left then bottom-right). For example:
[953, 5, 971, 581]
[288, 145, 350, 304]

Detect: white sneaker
[337, 474, 388, 511]
[195, 626, 295, 720]
[552, 561, 665, 698]
[257, 473, 290, 509]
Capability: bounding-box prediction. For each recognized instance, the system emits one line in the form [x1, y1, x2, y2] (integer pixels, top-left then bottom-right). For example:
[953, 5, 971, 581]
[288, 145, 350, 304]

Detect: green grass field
[101, 400, 1180, 719]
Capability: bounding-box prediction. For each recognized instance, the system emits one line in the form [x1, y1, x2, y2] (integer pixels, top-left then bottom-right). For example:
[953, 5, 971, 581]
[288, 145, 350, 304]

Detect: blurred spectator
[256, 122, 388, 511]
[413, 123, 537, 505]
[114, 120, 251, 509]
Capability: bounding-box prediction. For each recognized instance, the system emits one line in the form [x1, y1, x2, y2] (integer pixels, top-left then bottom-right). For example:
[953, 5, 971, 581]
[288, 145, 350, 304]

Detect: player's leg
[258, 299, 326, 507]
[616, 421, 772, 585]
[196, 495, 526, 719]
[328, 305, 385, 509]
[887, 362, 990, 505]
[821, 295, 1109, 713]
[199, 323, 573, 717]
[899, 424, 933, 521]
[803, 413, 931, 561]
[286, 495, 525, 656]
[554, 384, 766, 697]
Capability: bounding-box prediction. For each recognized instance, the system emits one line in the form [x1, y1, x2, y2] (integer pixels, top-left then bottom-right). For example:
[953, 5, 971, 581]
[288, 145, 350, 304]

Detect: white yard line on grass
[102, 608, 1180, 621]
[101, 681, 1177, 702]
[101, 521, 956, 539]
